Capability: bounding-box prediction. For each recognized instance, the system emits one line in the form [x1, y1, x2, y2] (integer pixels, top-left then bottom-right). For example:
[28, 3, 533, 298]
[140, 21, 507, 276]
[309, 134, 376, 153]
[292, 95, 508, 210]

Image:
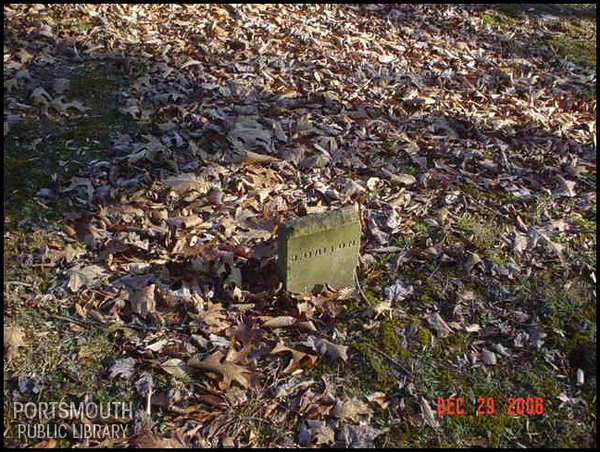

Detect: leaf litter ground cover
[3, 4, 596, 448]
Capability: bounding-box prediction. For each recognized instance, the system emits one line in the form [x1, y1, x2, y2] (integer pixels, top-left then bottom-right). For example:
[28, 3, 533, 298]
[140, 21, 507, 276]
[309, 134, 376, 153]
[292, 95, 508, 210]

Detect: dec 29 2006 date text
[437, 397, 545, 416]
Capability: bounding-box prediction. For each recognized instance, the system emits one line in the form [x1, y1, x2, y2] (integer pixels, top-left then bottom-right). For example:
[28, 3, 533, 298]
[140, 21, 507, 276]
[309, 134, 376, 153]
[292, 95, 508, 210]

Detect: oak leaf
[189, 351, 251, 389]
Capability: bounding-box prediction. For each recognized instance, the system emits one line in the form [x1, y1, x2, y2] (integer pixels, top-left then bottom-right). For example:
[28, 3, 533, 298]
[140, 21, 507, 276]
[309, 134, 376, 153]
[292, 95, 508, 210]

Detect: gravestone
[278, 205, 361, 293]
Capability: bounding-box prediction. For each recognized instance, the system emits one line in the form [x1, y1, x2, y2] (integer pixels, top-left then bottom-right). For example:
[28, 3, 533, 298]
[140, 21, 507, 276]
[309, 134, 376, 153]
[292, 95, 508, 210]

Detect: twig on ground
[360, 341, 413, 378]
[47, 313, 109, 332]
[354, 269, 371, 306]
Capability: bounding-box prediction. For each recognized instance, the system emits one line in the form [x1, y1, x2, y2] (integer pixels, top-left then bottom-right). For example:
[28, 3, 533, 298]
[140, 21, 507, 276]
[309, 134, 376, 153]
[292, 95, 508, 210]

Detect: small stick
[47, 313, 108, 332]
[146, 378, 152, 417]
[360, 342, 413, 377]
[354, 269, 370, 306]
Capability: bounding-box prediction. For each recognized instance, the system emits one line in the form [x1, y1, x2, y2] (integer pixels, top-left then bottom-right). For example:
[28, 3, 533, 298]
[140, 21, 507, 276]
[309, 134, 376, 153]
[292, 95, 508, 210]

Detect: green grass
[456, 215, 475, 235]
[548, 36, 596, 69]
[412, 221, 429, 238]
[4, 61, 149, 226]
[480, 4, 596, 71]
[491, 4, 525, 18]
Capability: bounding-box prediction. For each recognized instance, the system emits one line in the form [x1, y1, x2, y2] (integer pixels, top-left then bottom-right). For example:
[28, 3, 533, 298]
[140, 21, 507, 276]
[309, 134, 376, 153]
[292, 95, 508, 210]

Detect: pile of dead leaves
[4, 4, 595, 448]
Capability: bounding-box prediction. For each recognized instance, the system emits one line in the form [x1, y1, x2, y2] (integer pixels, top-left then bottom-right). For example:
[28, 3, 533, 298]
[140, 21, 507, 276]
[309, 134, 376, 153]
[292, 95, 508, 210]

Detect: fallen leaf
[163, 174, 210, 193]
[372, 300, 393, 319]
[4, 326, 26, 358]
[30, 87, 52, 106]
[189, 351, 251, 389]
[129, 284, 156, 318]
[109, 357, 136, 379]
[130, 431, 185, 448]
[331, 397, 372, 422]
[420, 396, 440, 429]
[262, 316, 297, 329]
[270, 343, 317, 373]
[234, 150, 280, 164]
[161, 358, 193, 380]
[305, 336, 348, 362]
[48, 96, 90, 115]
[299, 153, 330, 169]
[31, 440, 57, 448]
[298, 420, 335, 446]
[339, 424, 387, 448]
[482, 349, 497, 365]
[383, 280, 414, 302]
[378, 54, 396, 64]
[366, 391, 389, 409]
[426, 312, 453, 338]
[66, 265, 109, 292]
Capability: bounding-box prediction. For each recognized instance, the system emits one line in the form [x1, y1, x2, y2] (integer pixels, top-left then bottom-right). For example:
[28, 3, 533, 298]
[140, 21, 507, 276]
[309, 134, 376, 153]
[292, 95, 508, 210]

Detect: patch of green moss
[4, 61, 151, 226]
[381, 140, 393, 152]
[481, 12, 504, 27]
[446, 412, 517, 447]
[311, 355, 338, 379]
[543, 278, 594, 326]
[441, 331, 470, 352]
[415, 324, 433, 347]
[341, 297, 365, 316]
[456, 215, 475, 235]
[419, 293, 434, 305]
[393, 234, 415, 250]
[379, 320, 404, 357]
[362, 289, 380, 307]
[412, 221, 429, 237]
[548, 36, 596, 70]
[581, 89, 596, 101]
[570, 214, 596, 232]
[402, 164, 418, 175]
[486, 250, 506, 266]
[491, 4, 525, 18]
[4, 229, 58, 297]
[502, 192, 520, 204]
[438, 263, 465, 280]
[353, 340, 398, 392]
[353, 317, 436, 393]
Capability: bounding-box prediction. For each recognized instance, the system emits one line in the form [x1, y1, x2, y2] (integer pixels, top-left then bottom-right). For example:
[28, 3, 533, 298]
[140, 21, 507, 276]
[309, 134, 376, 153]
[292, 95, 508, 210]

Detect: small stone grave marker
[278, 205, 361, 293]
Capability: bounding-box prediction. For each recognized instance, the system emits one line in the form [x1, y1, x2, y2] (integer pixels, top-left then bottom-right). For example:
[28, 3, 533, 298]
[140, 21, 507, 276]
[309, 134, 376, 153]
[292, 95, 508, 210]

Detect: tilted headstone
[278, 205, 361, 293]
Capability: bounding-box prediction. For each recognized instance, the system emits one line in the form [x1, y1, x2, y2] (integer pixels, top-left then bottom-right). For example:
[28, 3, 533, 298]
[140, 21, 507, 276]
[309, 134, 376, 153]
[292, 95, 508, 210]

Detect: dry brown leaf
[306, 336, 348, 362]
[129, 284, 156, 318]
[482, 349, 497, 365]
[31, 440, 57, 448]
[109, 357, 136, 380]
[262, 316, 297, 329]
[331, 397, 372, 422]
[189, 351, 251, 389]
[163, 174, 210, 193]
[426, 312, 453, 338]
[48, 96, 90, 115]
[366, 391, 389, 409]
[130, 431, 185, 448]
[270, 343, 318, 373]
[67, 264, 109, 292]
[234, 150, 280, 165]
[30, 87, 52, 106]
[420, 397, 440, 429]
[161, 358, 193, 380]
[298, 420, 335, 446]
[4, 326, 26, 358]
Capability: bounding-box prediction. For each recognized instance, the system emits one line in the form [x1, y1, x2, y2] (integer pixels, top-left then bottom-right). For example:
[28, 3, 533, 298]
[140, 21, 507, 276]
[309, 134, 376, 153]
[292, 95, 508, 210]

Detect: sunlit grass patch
[548, 36, 596, 69]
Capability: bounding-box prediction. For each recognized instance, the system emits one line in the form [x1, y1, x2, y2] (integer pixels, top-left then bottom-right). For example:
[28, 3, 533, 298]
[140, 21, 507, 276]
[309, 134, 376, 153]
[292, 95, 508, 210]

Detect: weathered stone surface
[278, 205, 361, 293]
